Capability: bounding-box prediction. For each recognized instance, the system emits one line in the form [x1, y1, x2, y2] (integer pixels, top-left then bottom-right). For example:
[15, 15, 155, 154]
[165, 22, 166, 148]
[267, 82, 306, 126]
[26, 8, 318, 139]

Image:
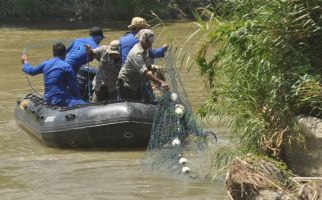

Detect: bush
[194, 0, 322, 167]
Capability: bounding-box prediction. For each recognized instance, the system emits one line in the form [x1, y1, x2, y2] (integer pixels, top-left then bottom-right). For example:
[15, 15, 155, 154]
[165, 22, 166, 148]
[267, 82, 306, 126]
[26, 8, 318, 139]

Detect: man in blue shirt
[66, 26, 105, 71]
[21, 42, 87, 107]
[119, 17, 168, 65]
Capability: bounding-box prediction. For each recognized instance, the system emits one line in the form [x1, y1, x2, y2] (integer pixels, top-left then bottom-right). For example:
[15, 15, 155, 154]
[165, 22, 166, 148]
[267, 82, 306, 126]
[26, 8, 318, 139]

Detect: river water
[0, 21, 227, 199]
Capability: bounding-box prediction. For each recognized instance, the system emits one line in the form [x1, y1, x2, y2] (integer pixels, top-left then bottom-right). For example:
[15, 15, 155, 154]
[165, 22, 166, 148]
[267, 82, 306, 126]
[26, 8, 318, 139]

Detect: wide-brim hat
[128, 17, 150, 29]
[109, 40, 120, 54]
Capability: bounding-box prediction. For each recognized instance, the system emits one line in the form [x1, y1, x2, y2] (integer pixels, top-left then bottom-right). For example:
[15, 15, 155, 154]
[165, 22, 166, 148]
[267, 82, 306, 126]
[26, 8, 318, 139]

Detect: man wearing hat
[86, 40, 121, 102]
[120, 17, 169, 103]
[118, 29, 169, 101]
[119, 17, 168, 65]
[66, 26, 105, 72]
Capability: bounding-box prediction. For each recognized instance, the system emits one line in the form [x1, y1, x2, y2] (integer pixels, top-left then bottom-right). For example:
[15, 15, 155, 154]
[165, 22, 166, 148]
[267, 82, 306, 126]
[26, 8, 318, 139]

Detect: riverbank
[0, 0, 214, 21]
[192, 0, 322, 198]
[226, 155, 322, 200]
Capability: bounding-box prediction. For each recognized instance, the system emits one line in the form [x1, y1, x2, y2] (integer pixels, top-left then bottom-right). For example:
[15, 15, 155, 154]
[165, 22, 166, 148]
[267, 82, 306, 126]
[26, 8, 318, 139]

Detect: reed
[192, 0, 322, 170]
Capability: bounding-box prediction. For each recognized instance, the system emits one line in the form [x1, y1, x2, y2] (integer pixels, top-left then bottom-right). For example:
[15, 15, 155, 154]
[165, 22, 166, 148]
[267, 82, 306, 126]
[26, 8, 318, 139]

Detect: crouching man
[86, 40, 121, 103]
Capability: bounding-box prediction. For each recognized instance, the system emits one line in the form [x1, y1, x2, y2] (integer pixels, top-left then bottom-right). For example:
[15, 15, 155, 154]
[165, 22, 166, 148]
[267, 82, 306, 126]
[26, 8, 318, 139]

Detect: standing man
[119, 17, 169, 102]
[86, 40, 121, 102]
[66, 26, 105, 72]
[21, 42, 87, 107]
[118, 29, 169, 101]
[119, 17, 168, 65]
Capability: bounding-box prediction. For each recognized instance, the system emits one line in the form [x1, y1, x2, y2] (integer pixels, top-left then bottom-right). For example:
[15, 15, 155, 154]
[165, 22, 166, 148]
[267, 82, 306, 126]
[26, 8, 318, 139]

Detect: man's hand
[85, 44, 93, 55]
[162, 44, 169, 51]
[21, 54, 28, 64]
[160, 81, 169, 91]
[145, 71, 169, 91]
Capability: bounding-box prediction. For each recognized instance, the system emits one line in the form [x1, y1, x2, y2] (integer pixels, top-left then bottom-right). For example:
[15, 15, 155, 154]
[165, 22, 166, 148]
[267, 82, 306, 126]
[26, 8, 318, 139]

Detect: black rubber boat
[16, 66, 156, 148]
[15, 94, 156, 148]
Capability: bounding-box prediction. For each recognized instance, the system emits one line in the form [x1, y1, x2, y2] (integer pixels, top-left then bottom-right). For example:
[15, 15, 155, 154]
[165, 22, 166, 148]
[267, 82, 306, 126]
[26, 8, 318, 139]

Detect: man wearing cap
[21, 42, 87, 107]
[119, 17, 168, 65]
[66, 26, 104, 72]
[118, 29, 169, 101]
[86, 40, 121, 102]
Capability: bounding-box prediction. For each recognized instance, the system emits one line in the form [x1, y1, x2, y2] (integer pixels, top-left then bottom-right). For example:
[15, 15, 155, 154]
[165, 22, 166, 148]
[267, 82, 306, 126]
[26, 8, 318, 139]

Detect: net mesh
[148, 49, 203, 149]
[144, 47, 211, 178]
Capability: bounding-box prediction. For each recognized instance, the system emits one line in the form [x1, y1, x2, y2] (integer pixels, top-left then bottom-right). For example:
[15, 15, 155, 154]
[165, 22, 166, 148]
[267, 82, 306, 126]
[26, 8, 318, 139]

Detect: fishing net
[143, 47, 216, 178]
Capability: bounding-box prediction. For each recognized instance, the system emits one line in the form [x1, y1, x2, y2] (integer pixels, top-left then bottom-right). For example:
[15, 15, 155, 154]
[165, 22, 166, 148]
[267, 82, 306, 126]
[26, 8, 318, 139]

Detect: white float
[175, 104, 185, 118]
[181, 166, 190, 173]
[171, 138, 181, 146]
[179, 157, 188, 165]
[171, 93, 178, 102]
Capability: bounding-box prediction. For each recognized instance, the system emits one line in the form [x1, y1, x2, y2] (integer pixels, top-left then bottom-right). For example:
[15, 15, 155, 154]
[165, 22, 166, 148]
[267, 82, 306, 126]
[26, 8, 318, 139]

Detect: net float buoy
[171, 93, 178, 102]
[175, 104, 185, 118]
[171, 138, 181, 146]
[179, 157, 188, 165]
[182, 166, 190, 173]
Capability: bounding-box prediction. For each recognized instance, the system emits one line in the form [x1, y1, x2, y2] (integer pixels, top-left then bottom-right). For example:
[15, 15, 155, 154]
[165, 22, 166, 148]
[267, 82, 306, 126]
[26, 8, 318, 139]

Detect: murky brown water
[0, 21, 227, 199]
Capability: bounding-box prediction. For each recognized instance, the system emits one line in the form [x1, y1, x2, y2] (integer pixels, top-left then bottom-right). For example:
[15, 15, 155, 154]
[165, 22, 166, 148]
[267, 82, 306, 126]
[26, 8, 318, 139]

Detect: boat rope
[86, 53, 91, 103]
[22, 47, 43, 98]
[23, 93, 90, 111]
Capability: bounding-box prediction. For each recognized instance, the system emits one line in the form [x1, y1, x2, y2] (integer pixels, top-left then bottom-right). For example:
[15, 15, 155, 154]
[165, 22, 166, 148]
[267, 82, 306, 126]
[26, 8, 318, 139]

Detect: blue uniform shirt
[22, 57, 86, 107]
[119, 31, 166, 65]
[65, 37, 99, 71]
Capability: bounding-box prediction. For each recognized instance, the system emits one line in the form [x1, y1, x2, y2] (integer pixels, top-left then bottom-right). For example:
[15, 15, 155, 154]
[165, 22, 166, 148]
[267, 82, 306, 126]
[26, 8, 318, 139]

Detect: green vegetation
[0, 0, 216, 20]
[193, 0, 322, 171]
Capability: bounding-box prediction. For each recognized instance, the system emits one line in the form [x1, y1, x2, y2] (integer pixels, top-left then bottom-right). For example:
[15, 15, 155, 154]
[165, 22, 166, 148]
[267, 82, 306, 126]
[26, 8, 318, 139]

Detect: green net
[144, 48, 215, 178]
[150, 48, 202, 147]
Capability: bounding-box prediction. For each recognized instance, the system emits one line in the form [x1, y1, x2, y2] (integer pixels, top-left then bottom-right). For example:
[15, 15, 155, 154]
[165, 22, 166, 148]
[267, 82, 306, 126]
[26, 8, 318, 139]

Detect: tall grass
[193, 0, 322, 169]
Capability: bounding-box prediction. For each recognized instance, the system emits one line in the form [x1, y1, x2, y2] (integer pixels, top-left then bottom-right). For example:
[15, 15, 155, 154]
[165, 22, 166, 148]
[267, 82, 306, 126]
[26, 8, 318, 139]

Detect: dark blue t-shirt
[65, 37, 99, 71]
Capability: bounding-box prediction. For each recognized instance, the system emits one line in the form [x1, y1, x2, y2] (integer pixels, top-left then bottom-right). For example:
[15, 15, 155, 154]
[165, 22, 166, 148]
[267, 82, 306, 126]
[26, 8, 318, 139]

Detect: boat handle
[65, 113, 76, 121]
[123, 132, 134, 139]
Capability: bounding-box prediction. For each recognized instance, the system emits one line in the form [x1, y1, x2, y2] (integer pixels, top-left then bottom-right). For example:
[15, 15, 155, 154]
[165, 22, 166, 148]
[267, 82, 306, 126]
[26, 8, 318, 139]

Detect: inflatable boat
[15, 94, 156, 148]
[16, 65, 157, 148]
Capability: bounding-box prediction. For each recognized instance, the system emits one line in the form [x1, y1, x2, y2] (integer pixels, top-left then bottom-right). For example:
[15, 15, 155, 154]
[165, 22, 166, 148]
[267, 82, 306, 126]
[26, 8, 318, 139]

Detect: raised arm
[85, 44, 98, 61]
[148, 44, 169, 58]
[86, 45, 108, 61]
[21, 55, 44, 76]
[66, 40, 74, 53]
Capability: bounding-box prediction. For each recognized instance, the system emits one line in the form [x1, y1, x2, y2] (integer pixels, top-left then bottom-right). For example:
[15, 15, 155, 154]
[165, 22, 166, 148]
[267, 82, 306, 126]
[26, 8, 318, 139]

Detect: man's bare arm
[144, 70, 169, 91]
